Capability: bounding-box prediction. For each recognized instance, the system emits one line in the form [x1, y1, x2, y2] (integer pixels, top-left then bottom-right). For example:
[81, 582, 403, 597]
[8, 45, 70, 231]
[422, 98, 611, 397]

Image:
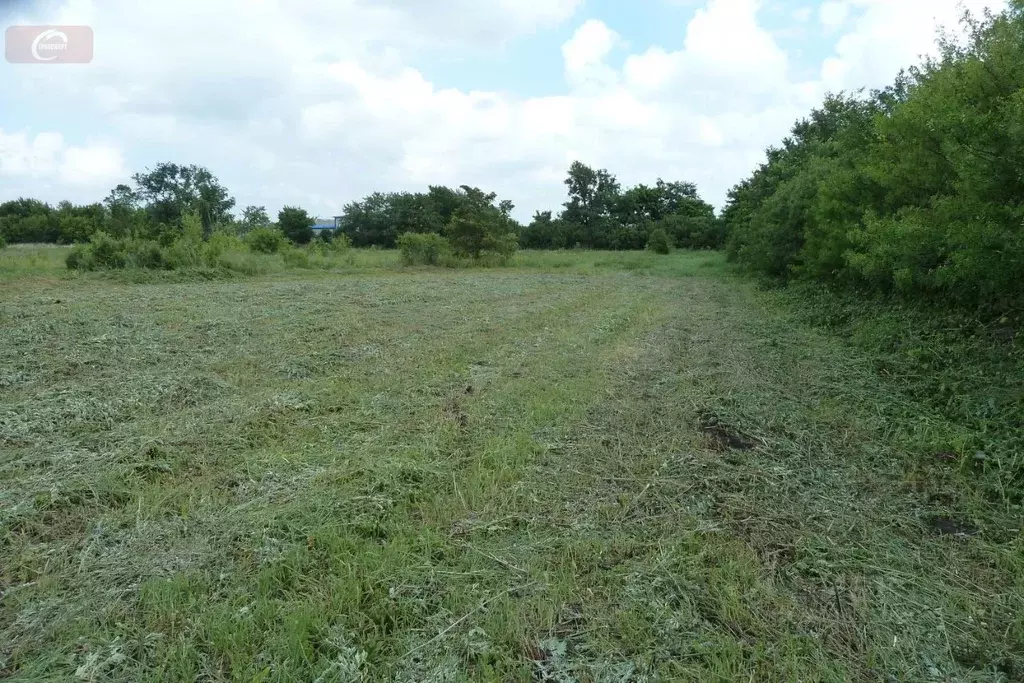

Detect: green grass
[1, 248, 1020, 681]
[0, 244, 73, 281]
[0, 244, 724, 282]
[0, 242, 404, 283]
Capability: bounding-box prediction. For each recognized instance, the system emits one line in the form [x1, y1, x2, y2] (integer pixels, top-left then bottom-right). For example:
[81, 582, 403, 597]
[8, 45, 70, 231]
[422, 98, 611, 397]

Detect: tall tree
[103, 184, 145, 238]
[390, 192, 446, 236]
[240, 205, 270, 234]
[444, 186, 519, 260]
[561, 161, 621, 249]
[520, 210, 567, 249]
[278, 206, 315, 245]
[338, 192, 400, 247]
[132, 163, 235, 230]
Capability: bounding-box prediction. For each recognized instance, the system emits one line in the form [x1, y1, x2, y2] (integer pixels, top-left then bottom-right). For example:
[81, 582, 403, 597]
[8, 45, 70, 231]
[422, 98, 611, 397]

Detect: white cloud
[59, 144, 127, 186]
[821, 0, 1007, 92]
[683, 0, 788, 87]
[362, 0, 584, 47]
[0, 129, 126, 189]
[697, 117, 726, 147]
[623, 0, 803, 115]
[819, 1, 850, 31]
[0, 131, 65, 178]
[562, 20, 621, 90]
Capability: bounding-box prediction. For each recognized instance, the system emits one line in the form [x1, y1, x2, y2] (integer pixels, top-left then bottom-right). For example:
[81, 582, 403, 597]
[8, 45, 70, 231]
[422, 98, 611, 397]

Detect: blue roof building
[312, 216, 342, 233]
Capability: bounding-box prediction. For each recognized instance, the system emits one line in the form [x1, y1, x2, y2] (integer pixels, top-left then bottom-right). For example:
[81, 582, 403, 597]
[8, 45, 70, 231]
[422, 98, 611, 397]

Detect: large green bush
[66, 227, 256, 273]
[84, 231, 127, 269]
[446, 214, 517, 262]
[65, 244, 90, 270]
[723, 4, 1024, 313]
[656, 214, 724, 250]
[646, 227, 672, 254]
[397, 232, 450, 266]
[245, 227, 286, 254]
[63, 223, 352, 276]
[66, 232, 174, 271]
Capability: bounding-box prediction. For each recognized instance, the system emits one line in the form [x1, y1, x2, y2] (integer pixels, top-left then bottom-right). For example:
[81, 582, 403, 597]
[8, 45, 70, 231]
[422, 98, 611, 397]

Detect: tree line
[723, 2, 1024, 313]
[0, 160, 721, 256]
[521, 163, 722, 250]
[332, 184, 519, 261]
[0, 163, 324, 248]
[332, 164, 723, 252]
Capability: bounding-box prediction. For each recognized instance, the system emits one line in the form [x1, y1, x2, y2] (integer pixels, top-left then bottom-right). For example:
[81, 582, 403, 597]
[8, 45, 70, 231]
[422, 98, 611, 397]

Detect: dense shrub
[338, 185, 521, 252]
[0, 199, 104, 244]
[0, 234, 6, 250]
[520, 211, 567, 249]
[66, 226, 257, 272]
[63, 223, 353, 275]
[165, 239, 202, 269]
[200, 231, 247, 268]
[131, 240, 173, 269]
[85, 231, 128, 269]
[657, 214, 725, 250]
[65, 244, 90, 270]
[647, 227, 672, 254]
[723, 4, 1024, 313]
[446, 214, 517, 262]
[245, 227, 286, 254]
[205, 230, 245, 256]
[65, 232, 175, 271]
[179, 211, 203, 244]
[398, 232, 450, 265]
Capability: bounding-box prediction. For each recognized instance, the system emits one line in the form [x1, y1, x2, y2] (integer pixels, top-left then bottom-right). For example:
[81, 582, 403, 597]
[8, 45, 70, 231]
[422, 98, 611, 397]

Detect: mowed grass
[0, 249, 1021, 681]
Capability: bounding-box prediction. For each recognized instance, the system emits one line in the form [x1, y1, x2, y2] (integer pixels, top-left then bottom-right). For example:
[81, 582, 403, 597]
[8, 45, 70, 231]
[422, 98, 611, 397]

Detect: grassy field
[1, 248, 1021, 681]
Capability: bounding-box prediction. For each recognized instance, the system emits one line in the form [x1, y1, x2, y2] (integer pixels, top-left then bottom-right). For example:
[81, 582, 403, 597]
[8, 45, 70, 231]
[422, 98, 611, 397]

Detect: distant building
[312, 217, 343, 234]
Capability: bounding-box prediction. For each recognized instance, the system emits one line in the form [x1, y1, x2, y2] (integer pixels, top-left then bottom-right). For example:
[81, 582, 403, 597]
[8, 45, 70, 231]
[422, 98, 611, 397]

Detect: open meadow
[1, 247, 1021, 682]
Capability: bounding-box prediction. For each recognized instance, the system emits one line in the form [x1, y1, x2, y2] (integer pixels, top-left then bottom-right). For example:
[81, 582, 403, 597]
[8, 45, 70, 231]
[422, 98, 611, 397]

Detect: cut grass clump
[778, 283, 1024, 508]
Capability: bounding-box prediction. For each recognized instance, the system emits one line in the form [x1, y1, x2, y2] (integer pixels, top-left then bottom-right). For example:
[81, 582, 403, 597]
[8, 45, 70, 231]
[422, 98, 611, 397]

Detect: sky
[0, 0, 1009, 221]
